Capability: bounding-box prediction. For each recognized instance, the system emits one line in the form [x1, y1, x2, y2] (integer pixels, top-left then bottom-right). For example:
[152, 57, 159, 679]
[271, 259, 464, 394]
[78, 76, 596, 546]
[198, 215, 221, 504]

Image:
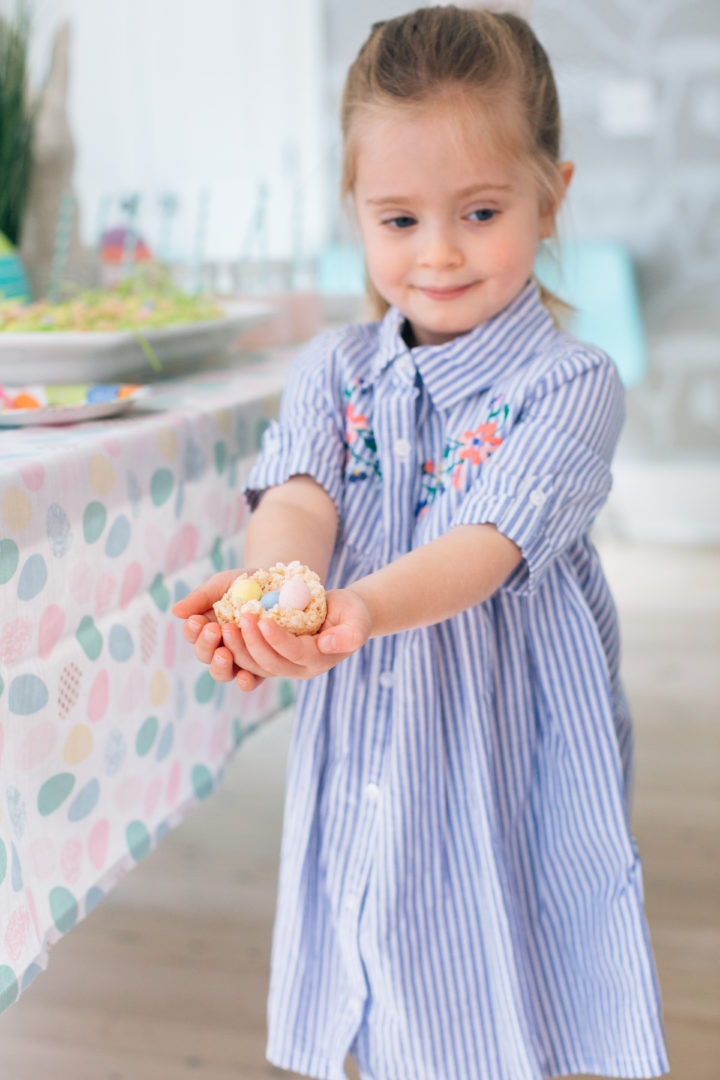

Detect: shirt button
[364, 782, 381, 802]
[394, 437, 412, 459]
[379, 670, 394, 689]
[529, 488, 547, 507]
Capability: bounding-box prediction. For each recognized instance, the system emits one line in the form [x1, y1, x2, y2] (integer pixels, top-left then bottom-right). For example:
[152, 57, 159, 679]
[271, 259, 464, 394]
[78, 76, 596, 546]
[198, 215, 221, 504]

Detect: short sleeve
[244, 332, 346, 514]
[450, 347, 625, 596]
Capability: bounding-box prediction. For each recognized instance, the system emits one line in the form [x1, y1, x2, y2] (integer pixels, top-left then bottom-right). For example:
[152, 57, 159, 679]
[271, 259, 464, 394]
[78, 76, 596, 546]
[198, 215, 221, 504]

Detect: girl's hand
[220, 588, 372, 691]
[171, 569, 258, 685]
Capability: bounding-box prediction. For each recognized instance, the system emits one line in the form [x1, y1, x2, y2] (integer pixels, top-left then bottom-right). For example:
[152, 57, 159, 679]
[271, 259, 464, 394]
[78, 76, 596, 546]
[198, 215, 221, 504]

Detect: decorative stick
[47, 191, 75, 301]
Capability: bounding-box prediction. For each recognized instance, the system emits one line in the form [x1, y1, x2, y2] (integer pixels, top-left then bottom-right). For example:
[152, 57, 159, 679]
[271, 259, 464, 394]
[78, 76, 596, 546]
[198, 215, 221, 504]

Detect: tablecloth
[0, 357, 292, 1014]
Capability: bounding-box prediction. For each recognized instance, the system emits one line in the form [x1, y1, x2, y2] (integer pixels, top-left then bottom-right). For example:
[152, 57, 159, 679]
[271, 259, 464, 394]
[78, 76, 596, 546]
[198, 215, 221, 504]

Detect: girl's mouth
[416, 283, 475, 301]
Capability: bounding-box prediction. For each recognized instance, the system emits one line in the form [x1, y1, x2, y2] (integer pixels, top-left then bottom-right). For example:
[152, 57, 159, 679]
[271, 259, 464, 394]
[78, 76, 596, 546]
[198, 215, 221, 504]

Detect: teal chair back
[534, 239, 646, 388]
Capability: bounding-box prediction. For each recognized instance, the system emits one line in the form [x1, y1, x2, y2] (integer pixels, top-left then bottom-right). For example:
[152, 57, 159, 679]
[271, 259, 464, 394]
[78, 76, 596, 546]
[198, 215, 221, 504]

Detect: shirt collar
[371, 278, 556, 409]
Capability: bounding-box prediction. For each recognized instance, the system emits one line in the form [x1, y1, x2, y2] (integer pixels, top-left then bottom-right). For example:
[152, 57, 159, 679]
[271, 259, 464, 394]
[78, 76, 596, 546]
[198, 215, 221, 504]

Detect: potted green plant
[0, 1, 35, 246]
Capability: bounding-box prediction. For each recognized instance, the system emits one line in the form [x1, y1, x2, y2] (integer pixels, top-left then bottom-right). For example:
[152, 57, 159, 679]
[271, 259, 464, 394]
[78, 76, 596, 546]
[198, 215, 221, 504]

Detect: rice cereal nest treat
[213, 561, 327, 636]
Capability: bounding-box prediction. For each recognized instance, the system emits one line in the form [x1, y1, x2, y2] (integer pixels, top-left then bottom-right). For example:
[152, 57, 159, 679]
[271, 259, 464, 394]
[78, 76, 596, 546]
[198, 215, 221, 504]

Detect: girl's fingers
[209, 645, 240, 682]
[236, 670, 265, 693]
[171, 570, 241, 619]
[226, 616, 305, 678]
[256, 615, 319, 664]
[220, 621, 275, 678]
[182, 614, 208, 644]
[193, 621, 223, 664]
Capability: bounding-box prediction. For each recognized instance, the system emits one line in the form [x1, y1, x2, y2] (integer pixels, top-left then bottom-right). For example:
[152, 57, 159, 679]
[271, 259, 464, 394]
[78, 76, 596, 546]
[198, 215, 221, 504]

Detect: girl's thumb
[318, 625, 357, 654]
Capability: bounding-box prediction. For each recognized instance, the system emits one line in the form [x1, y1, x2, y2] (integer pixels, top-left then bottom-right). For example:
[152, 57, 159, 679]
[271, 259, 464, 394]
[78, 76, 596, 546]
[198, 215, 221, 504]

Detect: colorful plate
[0, 385, 148, 427]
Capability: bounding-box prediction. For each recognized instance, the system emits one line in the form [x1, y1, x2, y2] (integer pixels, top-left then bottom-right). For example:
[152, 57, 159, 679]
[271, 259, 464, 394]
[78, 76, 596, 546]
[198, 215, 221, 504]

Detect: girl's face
[353, 101, 571, 346]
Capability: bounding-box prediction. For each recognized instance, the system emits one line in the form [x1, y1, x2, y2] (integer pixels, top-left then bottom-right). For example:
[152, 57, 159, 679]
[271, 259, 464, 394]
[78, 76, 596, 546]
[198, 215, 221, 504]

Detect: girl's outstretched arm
[222, 524, 521, 686]
[343, 523, 522, 642]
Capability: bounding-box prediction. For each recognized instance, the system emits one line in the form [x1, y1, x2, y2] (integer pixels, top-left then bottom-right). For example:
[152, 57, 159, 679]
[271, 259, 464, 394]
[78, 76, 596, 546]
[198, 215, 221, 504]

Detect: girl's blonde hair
[340, 4, 568, 321]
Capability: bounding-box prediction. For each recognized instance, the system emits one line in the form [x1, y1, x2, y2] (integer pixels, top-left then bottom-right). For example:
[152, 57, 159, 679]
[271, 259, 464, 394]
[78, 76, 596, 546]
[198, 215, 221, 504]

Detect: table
[0, 356, 292, 1015]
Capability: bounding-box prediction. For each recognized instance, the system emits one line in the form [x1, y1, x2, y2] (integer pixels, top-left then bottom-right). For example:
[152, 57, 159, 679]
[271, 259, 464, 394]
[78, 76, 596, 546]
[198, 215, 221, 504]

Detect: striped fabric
[244, 280, 669, 1080]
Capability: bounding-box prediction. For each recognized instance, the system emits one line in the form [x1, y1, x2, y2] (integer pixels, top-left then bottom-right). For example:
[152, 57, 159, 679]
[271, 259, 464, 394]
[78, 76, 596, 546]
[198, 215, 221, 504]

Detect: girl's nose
[417, 226, 463, 269]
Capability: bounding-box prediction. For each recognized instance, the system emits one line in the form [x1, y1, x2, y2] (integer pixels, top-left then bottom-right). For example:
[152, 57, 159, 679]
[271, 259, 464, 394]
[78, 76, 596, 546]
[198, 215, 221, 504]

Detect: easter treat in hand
[213, 561, 327, 636]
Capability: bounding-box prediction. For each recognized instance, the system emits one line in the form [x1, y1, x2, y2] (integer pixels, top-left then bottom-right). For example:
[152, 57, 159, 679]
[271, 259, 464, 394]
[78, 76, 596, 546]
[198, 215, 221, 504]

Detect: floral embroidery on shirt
[416, 395, 510, 517]
[343, 381, 381, 482]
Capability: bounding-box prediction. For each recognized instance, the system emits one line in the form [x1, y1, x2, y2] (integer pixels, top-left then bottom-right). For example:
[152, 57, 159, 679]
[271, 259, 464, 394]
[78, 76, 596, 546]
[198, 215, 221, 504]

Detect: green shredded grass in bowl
[0, 265, 224, 332]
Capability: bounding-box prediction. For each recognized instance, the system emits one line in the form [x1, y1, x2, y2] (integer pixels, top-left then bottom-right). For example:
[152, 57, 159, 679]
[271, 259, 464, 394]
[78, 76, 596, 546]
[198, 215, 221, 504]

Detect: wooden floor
[0, 540, 718, 1080]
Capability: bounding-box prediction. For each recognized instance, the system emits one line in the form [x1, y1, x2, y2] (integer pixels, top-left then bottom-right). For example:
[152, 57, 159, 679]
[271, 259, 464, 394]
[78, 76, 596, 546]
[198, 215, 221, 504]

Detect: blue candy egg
[261, 589, 280, 610]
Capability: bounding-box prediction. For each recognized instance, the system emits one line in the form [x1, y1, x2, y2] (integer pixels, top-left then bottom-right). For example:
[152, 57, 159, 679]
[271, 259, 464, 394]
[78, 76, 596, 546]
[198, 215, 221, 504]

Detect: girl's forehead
[351, 95, 527, 176]
[352, 99, 526, 189]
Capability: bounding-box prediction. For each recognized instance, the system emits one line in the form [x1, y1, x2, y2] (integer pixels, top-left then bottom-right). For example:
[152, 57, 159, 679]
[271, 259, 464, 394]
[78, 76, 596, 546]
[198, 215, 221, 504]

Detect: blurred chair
[534, 238, 646, 388]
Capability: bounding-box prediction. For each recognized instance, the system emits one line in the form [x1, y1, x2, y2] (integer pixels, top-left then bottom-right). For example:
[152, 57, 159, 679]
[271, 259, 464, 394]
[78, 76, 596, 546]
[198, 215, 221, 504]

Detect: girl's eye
[467, 208, 496, 223]
[384, 215, 416, 229]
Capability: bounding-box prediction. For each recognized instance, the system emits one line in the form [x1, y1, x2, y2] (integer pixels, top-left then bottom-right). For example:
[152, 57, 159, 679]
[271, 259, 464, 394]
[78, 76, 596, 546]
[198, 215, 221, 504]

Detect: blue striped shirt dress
[244, 280, 669, 1080]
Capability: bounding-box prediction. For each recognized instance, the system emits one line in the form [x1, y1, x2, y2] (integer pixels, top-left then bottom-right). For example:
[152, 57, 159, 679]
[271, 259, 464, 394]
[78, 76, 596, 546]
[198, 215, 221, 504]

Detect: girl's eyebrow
[364, 183, 513, 206]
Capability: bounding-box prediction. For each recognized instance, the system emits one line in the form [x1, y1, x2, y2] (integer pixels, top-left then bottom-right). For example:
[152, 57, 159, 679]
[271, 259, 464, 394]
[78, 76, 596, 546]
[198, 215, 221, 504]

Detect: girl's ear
[540, 160, 574, 238]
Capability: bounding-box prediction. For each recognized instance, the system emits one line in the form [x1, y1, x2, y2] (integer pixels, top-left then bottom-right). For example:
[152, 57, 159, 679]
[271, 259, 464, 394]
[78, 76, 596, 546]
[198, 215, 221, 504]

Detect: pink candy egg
[278, 577, 311, 611]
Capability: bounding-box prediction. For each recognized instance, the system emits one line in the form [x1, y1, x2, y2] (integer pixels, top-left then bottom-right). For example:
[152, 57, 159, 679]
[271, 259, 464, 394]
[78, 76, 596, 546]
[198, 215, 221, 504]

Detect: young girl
[173, 7, 669, 1079]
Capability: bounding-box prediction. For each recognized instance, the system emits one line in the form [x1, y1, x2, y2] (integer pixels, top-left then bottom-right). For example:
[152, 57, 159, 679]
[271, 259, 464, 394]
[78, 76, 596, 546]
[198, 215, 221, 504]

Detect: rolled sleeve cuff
[243, 420, 344, 517]
[450, 465, 610, 596]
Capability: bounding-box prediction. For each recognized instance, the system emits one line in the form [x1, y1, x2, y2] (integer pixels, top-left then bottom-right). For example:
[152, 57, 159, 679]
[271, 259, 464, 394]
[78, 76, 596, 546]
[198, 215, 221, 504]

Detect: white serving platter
[0, 301, 274, 384]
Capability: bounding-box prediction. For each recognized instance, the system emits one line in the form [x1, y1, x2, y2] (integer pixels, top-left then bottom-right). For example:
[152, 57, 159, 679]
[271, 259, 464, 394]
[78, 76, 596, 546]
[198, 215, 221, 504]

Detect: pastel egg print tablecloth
[0, 361, 294, 1016]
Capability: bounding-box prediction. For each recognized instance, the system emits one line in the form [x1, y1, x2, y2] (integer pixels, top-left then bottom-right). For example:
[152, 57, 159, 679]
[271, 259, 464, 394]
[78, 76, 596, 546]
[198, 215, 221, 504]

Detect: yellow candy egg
[230, 577, 262, 603]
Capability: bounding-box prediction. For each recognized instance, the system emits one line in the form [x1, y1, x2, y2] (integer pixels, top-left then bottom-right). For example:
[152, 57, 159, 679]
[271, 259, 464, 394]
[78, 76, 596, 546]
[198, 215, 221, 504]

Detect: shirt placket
[333, 356, 419, 1057]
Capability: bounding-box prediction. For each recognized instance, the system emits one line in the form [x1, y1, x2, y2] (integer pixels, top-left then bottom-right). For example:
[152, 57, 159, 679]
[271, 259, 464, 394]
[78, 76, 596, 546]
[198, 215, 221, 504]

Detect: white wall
[13, 0, 326, 262]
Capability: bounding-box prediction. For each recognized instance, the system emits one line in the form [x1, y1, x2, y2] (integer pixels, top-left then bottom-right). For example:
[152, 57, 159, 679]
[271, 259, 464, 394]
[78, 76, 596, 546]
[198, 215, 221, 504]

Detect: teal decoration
[21, 964, 43, 993]
[191, 764, 213, 801]
[155, 822, 169, 844]
[68, 779, 100, 822]
[534, 239, 646, 389]
[210, 536, 223, 572]
[155, 721, 173, 764]
[127, 471, 142, 516]
[17, 553, 48, 601]
[46, 504, 73, 557]
[105, 514, 131, 558]
[83, 501, 107, 543]
[38, 773, 75, 816]
[77, 615, 103, 660]
[174, 479, 185, 520]
[126, 820, 151, 862]
[85, 887, 104, 914]
[149, 573, 170, 612]
[150, 467, 174, 506]
[108, 624, 134, 662]
[0, 539, 19, 584]
[135, 715, 159, 756]
[214, 440, 227, 475]
[0, 247, 30, 300]
[49, 886, 78, 934]
[173, 580, 189, 604]
[0, 966, 19, 1014]
[7, 787, 26, 838]
[184, 439, 206, 481]
[155, 723, 174, 762]
[194, 671, 215, 704]
[8, 673, 48, 715]
[104, 729, 126, 776]
[11, 844, 22, 891]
